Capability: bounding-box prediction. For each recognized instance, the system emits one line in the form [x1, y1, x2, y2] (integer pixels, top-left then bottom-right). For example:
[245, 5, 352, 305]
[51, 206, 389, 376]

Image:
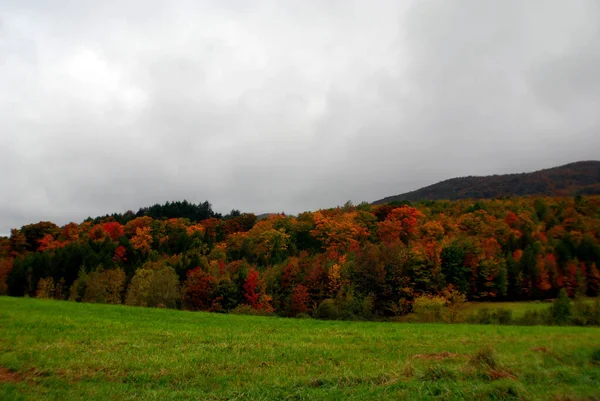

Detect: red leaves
[183, 267, 216, 311]
[0, 258, 13, 294]
[102, 222, 124, 241]
[378, 206, 424, 244]
[243, 268, 261, 307]
[242, 268, 274, 312]
[505, 212, 518, 228]
[113, 246, 127, 263]
[290, 284, 310, 316]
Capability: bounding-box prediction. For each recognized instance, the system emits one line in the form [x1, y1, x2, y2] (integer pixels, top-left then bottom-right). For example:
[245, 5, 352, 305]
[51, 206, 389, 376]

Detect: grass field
[1, 297, 599, 400]
[462, 301, 553, 318]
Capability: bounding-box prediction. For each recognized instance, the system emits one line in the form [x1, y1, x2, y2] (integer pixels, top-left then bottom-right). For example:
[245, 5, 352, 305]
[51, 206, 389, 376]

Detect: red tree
[290, 284, 310, 316]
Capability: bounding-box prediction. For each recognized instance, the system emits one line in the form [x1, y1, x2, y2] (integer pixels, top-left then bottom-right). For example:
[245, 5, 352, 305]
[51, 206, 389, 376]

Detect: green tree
[552, 289, 573, 325]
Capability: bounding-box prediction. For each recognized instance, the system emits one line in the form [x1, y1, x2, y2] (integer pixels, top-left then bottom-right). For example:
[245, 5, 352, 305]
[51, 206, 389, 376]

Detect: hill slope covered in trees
[374, 161, 600, 204]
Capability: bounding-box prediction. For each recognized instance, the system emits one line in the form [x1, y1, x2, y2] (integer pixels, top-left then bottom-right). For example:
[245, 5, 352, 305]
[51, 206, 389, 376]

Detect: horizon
[2, 158, 599, 233]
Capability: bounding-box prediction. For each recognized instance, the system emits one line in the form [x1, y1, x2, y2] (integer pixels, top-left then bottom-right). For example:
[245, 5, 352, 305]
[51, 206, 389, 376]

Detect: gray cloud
[1, 0, 599, 234]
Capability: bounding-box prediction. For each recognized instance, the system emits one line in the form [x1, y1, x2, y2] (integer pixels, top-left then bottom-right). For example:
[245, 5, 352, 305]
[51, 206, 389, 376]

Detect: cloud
[1, 0, 599, 233]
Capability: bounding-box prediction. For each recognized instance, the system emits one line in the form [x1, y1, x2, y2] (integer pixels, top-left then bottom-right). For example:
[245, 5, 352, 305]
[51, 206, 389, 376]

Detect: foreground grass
[1, 297, 599, 400]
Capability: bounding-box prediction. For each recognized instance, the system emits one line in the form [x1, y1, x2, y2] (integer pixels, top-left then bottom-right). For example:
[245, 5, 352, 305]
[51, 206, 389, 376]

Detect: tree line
[1, 196, 599, 320]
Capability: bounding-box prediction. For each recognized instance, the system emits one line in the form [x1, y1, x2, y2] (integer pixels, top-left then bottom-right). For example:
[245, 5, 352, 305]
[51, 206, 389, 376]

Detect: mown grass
[1, 297, 599, 400]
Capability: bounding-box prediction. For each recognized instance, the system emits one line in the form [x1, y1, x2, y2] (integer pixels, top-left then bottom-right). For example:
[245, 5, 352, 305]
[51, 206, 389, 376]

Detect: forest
[1, 196, 599, 320]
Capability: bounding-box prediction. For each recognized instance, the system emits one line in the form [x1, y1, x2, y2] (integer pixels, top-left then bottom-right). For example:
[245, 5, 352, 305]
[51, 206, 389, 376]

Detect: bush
[69, 270, 90, 302]
[314, 299, 338, 320]
[493, 308, 513, 325]
[83, 268, 126, 304]
[69, 268, 126, 305]
[126, 261, 180, 309]
[572, 297, 600, 326]
[469, 346, 498, 369]
[231, 304, 274, 316]
[441, 285, 467, 323]
[421, 365, 457, 381]
[36, 277, 55, 299]
[413, 295, 446, 323]
[474, 308, 492, 324]
[515, 310, 550, 326]
[552, 289, 573, 325]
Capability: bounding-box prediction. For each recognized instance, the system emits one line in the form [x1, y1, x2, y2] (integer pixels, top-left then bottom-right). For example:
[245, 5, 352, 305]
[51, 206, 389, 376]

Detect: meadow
[1, 297, 599, 401]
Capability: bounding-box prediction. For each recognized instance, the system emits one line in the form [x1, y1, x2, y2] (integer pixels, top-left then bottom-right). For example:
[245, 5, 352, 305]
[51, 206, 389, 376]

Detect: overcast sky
[1, 0, 599, 234]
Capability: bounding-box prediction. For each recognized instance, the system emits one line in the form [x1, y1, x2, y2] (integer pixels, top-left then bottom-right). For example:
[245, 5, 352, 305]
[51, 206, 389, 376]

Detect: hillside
[374, 161, 600, 204]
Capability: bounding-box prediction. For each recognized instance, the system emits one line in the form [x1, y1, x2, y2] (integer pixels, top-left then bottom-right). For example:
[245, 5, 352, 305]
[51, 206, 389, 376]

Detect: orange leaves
[61, 223, 81, 242]
[378, 206, 424, 244]
[311, 211, 369, 252]
[37, 234, 65, 252]
[420, 221, 445, 241]
[124, 216, 153, 236]
[535, 255, 552, 293]
[186, 224, 205, 237]
[327, 263, 342, 297]
[131, 226, 152, 254]
[245, 220, 290, 264]
[482, 237, 501, 259]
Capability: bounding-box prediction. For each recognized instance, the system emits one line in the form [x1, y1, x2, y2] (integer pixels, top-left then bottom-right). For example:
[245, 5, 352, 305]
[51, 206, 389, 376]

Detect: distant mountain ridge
[374, 161, 600, 204]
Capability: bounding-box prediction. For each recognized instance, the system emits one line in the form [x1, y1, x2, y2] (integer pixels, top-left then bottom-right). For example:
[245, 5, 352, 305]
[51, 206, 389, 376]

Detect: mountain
[374, 161, 600, 204]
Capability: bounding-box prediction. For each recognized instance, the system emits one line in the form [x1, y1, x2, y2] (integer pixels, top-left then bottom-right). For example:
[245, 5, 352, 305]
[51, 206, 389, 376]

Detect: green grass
[1, 297, 599, 400]
[463, 301, 553, 318]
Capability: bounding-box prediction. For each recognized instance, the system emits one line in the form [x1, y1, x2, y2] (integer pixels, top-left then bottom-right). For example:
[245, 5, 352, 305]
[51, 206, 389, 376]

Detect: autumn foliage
[2, 196, 600, 320]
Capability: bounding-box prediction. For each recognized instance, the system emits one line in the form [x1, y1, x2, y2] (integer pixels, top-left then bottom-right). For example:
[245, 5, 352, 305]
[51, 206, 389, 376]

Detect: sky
[1, 0, 599, 235]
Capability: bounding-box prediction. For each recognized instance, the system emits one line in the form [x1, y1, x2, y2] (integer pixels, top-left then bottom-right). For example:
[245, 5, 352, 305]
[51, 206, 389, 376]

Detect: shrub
[422, 365, 457, 381]
[552, 289, 573, 325]
[314, 299, 338, 320]
[126, 261, 180, 309]
[493, 308, 513, 325]
[83, 268, 126, 304]
[469, 346, 498, 369]
[36, 277, 55, 299]
[231, 304, 274, 316]
[361, 294, 375, 319]
[515, 310, 546, 326]
[441, 285, 467, 323]
[572, 297, 600, 326]
[69, 270, 90, 302]
[413, 295, 446, 323]
[68, 268, 125, 304]
[475, 308, 492, 324]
